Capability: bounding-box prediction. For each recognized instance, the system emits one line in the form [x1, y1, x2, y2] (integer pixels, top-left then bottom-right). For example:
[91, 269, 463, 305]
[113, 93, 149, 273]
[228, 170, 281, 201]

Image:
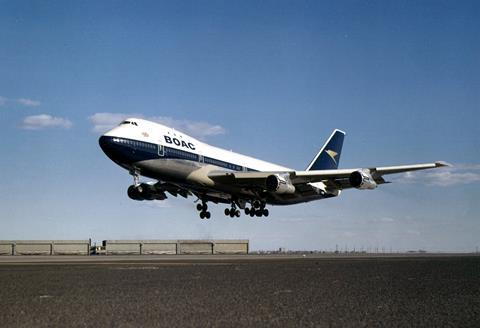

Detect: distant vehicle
[99, 118, 448, 219]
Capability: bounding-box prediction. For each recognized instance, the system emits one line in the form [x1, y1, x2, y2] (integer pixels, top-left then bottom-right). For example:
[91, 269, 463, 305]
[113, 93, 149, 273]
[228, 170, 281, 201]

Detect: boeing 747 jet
[99, 118, 448, 219]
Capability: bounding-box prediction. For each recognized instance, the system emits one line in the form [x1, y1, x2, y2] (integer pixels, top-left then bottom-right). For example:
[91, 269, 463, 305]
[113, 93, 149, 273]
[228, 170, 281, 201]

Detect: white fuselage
[99, 118, 329, 206]
[103, 118, 291, 172]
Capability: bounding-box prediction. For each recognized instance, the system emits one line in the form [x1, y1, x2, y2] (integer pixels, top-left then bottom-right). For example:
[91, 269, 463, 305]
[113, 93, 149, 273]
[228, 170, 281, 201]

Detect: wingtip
[435, 161, 452, 167]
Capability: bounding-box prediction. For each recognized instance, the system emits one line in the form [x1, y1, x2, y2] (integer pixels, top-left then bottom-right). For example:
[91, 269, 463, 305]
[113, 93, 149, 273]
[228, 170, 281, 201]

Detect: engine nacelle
[349, 170, 377, 190]
[266, 174, 296, 194]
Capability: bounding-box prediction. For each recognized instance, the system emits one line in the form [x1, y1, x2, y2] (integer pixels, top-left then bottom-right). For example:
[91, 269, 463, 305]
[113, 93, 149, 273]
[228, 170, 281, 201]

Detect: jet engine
[127, 183, 167, 201]
[348, 170, 377, 190]
[266, 174, 296, 194]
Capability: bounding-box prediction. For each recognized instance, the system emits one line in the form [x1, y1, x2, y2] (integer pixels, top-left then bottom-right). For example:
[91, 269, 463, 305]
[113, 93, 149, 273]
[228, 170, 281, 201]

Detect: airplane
[99, 118, 448, 219]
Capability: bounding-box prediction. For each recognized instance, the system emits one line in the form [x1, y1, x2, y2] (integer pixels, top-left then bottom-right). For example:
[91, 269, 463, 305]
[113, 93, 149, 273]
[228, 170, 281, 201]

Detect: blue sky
[1, 0, 479, 251]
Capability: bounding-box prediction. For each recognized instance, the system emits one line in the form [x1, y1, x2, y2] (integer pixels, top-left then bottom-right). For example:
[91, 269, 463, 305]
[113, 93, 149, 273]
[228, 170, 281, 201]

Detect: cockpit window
[120, 121, 138, 126]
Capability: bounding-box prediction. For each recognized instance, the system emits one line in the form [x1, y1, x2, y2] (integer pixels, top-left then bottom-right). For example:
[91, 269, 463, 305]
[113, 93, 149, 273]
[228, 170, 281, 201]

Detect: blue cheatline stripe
[108, 136, 256, 172]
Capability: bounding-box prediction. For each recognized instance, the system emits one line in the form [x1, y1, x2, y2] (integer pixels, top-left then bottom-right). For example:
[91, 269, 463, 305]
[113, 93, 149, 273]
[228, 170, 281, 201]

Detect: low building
[102, 239, 249, 255]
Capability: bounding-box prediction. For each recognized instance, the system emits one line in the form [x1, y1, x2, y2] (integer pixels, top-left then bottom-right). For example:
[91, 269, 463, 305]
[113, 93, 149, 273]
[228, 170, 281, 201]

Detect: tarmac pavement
[0, 255, 478, 327]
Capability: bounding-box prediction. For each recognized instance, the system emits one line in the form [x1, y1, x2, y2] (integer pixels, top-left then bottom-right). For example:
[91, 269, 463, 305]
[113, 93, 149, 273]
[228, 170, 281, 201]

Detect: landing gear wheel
[197, 203, 203, 211]
[202, 203, 208, 211]
[127, 185, 143, 201]
[263, 209, 269, 217]
[235, 210, 240, 218]
[250, 210, 255, 217]
[256, 210, 262, 217]
[245, 208, 250, 215]
[225, 208, 230, 216]
[199, 212, 205, 219]
[229, 211, 235, 218]
[205, 211, 211, 219]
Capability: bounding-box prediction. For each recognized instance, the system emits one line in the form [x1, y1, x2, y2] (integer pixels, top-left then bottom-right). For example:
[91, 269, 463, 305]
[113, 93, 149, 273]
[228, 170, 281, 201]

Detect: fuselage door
[158, 144, 164, 157]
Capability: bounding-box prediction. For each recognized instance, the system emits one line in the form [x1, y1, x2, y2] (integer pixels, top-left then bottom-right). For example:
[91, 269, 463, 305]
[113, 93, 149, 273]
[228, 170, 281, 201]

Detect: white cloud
[145, 200, 172, 208]
[150, 116, 226, 140]
[0, 96, 41, 107]
[21, 114, 72, 130]
[397, 164, 480, 187]
[17, 98, 41, 107]
[88, 113, 131, 133]
[406, 229, 421, 235]
[88, 112, 226, 140]
[379, 217, 395, 223]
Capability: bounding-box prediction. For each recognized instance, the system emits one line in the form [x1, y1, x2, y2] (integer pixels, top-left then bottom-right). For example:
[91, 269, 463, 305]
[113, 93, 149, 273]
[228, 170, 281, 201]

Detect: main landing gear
[196, 199, 269, 220]
[196, 201, 211, 219]
[244, 200, 269, 218]
[224, 204, 241, 218]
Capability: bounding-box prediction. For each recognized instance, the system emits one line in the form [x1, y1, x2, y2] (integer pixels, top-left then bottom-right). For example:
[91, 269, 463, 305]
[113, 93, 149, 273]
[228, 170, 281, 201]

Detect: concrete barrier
[0, 242, 13, 255]
[0, 239, 248, 256]
[103, 240, 249, 255]
[213, 241, 249, 254]
[15, 241, 52, 255]
[104, 240, 141, 255]
[0, 240, 91, 255]
[53, 240, 91, 255]
[179, 242, 213, 255]
[141, 241, 177, 255]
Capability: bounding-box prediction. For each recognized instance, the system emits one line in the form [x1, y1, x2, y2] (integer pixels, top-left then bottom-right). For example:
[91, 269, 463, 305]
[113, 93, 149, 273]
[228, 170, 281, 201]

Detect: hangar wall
[0, 240, 91, 255]
[104, 240, 249, 255]
[0, 239, 249, 255]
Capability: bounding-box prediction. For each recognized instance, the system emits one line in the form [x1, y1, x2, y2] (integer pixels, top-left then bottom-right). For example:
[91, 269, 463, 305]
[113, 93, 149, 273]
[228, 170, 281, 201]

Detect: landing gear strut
[129, 169, 141, 187]
[196, 201, 211, 219]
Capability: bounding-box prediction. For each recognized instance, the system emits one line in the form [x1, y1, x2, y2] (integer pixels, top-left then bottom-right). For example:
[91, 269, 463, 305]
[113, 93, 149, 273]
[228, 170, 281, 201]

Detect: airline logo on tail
[325, 149, 338, 164]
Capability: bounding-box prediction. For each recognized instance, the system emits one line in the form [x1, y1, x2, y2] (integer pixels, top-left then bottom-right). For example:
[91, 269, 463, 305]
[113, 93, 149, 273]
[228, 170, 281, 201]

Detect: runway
[0, 255, 478, 327]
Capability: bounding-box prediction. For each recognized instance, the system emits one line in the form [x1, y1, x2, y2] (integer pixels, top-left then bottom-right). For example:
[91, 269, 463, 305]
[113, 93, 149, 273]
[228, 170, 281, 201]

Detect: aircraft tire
[263, 209, 269, 217]
[235, 210, 240, 217]
[245, 208, 250, 215]
[225, 208, 230, 216]
[205, 212, 211, 219]
[197, 203, 203, 211]
[200, 212, 205, 219]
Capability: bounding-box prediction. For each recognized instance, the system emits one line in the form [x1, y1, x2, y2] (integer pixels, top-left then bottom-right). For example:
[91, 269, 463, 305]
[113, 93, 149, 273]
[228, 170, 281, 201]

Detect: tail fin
[306, 129, 346, 171]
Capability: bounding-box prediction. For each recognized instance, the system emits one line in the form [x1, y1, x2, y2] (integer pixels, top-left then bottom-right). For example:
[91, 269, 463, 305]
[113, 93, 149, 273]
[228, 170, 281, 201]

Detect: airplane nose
[98, 135, 111, 154]
[99, 135, 119, 161]
[98, 135, 135, 166]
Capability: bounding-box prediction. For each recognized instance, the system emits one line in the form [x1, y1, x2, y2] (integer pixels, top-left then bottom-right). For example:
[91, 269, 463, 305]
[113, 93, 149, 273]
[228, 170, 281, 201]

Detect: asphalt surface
[0, 255, 479, 327]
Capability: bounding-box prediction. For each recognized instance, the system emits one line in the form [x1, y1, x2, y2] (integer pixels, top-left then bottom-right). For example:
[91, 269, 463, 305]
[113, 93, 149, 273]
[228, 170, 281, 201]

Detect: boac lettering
[164, 135, 196, 150]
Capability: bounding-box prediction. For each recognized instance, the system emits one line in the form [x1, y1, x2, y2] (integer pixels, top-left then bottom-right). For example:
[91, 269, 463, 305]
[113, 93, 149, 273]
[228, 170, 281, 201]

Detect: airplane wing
[291, 161, 449, 184]
[208, 161, 450, 191]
